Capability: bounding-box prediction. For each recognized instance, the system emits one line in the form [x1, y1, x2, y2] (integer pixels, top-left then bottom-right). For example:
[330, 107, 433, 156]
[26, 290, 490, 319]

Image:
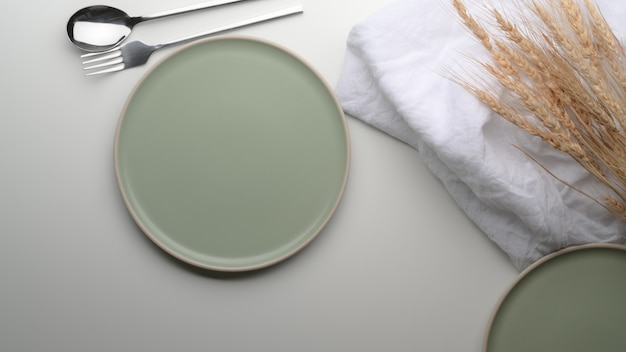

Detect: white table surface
[0, 0, 519, 350]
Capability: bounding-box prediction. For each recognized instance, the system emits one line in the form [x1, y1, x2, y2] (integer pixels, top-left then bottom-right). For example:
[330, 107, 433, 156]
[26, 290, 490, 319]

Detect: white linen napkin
[336, 0, 626, 270]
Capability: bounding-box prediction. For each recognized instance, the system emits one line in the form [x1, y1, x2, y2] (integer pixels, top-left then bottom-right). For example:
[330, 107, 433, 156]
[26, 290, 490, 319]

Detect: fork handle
[137, 0, 250, 22]
[156, 5, 304, 50]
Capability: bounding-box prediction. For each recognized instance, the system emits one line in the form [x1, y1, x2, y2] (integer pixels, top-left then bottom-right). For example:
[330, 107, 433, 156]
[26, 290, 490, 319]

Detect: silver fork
[81, 5, 303, 76]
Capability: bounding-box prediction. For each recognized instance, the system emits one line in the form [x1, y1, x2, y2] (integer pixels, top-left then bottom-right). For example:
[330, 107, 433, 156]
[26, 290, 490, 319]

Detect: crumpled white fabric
[336, 0, 626, 270]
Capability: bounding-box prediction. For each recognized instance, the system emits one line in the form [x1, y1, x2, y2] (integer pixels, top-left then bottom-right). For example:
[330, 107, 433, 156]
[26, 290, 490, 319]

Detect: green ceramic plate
[485, 243, 626, 351]
[115, 36, 350, 271]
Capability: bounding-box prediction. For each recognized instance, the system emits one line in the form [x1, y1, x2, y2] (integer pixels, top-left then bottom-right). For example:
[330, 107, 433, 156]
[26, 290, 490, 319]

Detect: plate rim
[113, 35, 351, 272]
[483, 242, 626, 351]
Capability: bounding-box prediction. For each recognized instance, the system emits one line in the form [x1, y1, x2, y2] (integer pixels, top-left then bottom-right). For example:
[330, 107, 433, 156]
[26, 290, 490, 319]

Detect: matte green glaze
[486, 244, 626, 352]
[115, 36, 349, 271]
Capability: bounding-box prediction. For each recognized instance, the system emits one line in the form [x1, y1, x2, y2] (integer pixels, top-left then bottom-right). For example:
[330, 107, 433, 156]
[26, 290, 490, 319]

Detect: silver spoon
[67, 0, 250, 52]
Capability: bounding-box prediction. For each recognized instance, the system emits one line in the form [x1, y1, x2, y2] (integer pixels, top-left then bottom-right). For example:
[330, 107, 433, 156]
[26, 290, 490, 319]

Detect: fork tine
[81, 51, 122, 65]
[83, 57, 124, 71]
[80, 47, 118, 58]
[84, 64, 126, 76]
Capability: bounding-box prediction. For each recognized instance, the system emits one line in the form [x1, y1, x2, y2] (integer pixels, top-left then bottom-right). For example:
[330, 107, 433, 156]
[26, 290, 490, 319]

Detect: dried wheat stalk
[452, 0, 626, 221]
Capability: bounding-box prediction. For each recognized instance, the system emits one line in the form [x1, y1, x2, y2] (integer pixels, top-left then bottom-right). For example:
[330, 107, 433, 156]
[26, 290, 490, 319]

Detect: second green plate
[485, 243, 626, 351]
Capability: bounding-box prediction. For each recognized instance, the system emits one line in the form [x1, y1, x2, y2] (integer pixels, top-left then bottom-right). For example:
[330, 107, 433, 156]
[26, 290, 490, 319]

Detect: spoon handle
[138, 0, 250, 22]
[157, 5, 303, 49]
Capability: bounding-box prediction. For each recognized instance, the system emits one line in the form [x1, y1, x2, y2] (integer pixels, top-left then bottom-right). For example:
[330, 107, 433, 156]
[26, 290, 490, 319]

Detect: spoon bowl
[67, 6, 135, 52]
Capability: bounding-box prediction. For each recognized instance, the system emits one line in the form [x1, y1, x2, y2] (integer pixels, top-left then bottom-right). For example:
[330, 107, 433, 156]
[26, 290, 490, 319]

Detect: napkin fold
[336, 0, 626, 270]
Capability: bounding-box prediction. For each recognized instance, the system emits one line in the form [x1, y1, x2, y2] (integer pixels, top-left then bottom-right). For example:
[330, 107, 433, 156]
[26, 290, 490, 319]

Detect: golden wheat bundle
[451, 0, 626, 221]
